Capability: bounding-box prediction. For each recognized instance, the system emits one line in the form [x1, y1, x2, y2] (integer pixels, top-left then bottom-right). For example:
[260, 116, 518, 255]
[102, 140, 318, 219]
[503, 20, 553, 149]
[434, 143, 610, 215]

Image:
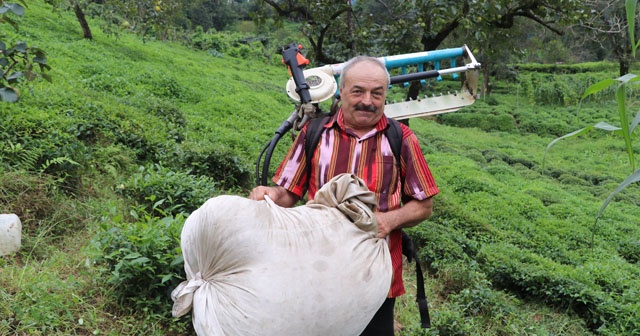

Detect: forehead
[343, 61, 388, 89]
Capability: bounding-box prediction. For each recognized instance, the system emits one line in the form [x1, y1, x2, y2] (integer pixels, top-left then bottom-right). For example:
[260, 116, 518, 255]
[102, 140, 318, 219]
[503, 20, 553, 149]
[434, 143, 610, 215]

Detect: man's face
[340, 61, 388, 134]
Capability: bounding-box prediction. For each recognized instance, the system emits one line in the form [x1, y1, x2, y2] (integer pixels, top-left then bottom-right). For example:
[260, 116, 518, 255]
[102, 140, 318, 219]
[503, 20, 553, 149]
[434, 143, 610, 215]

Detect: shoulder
[398, 121, 414, 139]
[387, 118, 414, 140]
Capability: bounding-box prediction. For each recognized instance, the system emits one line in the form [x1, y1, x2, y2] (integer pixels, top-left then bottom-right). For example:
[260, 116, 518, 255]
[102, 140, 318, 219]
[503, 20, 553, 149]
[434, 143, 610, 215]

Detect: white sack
[0, 214, 22, 256]
[171, 173, 392, 336]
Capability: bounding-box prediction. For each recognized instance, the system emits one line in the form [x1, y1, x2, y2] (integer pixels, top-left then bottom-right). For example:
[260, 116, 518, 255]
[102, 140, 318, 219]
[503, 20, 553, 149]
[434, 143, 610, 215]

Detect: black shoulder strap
[385, 118, 403, 167]
[305, 116, 430, 329]
[402, 231, 431, 328]
[304, 115, 331, 175]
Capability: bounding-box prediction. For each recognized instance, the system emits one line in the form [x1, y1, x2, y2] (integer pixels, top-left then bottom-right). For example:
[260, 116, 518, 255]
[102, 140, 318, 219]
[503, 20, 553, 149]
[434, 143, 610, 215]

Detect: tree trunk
[346, 7, 357, 55]
[482, 64, 492, 97]
[73, 1, 93, 40]
[619, 58, 630, 77]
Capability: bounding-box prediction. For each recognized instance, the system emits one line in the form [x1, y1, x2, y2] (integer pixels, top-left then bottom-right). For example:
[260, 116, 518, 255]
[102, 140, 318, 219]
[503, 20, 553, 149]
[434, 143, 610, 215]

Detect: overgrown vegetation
[1, 1, 639, 335]
[0, 0, 52, 102]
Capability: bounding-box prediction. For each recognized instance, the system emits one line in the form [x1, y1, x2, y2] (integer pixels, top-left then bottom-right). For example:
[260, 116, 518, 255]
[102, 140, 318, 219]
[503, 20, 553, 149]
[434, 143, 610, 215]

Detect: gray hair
[339, 56, 390, 89]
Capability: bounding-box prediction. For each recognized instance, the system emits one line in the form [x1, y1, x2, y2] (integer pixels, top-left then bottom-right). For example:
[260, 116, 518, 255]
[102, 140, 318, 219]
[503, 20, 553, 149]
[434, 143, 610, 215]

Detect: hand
[249, 185, 299, 207]
[249, 186, 276, 201]
[374, 211, 393, 239]
[373, 198, 433, 238]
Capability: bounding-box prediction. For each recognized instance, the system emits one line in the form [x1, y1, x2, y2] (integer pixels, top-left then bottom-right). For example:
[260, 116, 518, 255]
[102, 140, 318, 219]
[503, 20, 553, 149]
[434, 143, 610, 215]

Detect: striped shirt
[273, 108, 439, 297]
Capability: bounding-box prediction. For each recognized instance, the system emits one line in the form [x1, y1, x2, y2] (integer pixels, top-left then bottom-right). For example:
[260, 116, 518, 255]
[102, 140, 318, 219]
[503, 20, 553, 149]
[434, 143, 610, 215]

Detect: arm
[374, 197, 433, 239]
[249, 185, 300, 208]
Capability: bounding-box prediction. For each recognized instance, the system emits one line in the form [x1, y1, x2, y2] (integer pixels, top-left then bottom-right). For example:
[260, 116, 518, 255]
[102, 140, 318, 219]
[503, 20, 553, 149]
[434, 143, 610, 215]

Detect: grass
[2, 0, 640, 335]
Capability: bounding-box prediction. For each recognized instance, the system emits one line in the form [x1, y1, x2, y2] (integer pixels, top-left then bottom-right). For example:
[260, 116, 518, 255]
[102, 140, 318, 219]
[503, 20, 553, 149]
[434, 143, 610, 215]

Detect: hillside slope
[2, 1, 639, 335]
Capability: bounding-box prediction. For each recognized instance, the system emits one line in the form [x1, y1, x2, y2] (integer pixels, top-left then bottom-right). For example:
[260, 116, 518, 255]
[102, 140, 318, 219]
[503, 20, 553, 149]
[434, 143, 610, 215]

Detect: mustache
[354, 103, 377, 112]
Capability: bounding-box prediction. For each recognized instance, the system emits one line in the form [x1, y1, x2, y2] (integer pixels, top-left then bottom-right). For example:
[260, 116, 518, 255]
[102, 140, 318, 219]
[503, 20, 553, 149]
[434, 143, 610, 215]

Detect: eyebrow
[352, 84, 386, 92]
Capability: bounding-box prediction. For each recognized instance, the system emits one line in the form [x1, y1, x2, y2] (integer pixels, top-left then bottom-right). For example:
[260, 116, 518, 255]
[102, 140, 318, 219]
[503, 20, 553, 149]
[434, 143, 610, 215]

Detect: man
[250, 55, 439, 335]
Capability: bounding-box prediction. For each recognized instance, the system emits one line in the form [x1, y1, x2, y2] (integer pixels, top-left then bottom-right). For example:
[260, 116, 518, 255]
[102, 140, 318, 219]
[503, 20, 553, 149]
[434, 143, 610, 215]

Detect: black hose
[255, 141, 271, 186]
[257, 116, 296, 186]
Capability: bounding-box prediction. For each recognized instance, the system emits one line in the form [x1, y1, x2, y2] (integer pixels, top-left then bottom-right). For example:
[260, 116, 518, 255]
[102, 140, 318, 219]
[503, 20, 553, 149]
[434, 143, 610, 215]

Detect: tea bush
[135, 70, 199, 103]
[116, 163, 216, 216]
[618, 239, 640, 264]
[144, 98, 187, 143]
[189, 28, 266, 61]
[407, 218, 480, 274]
[430, 309, 475, 335]
[90, 207, 186, 317]
[514, 62, 618, 74]
[438, 112, 516, 132]
[476, 243, 638, 332]
[156, 140, 253, 190]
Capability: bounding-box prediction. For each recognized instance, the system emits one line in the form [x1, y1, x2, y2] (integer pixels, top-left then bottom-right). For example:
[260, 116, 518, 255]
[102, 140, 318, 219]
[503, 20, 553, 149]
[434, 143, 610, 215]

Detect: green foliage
[0, 0, 51, 102]
[518, 71, 623, 106]
[157, 141, 253, 190]
[101, 0, 185, 42]
[618, 239, 640, 264]
[543, 2, 640, 225]
[90, 205, 185, 317]
[116, 163, 216, 216]
[406, 121, 640, 334]
[516, 62, 619, 74]
[2, 1, 640, 335]
[0, 113, 90, 191]
[0, 256, 104, 334]
[185, 0, 244, 32]
[438, 112, 515, 132]
[189, 27, 268, 60]
[0, 171, 60, 234]
[477, 243, 640, 333]
[255, 0, 585, 65]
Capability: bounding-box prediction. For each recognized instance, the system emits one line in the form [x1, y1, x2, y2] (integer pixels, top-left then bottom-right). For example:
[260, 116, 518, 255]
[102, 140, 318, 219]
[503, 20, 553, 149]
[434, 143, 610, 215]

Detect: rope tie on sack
[171, 272, 206, 317]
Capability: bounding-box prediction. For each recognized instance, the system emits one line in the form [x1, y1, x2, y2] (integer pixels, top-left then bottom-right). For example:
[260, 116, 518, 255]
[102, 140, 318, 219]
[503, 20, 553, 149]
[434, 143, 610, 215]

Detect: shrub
[477, 243, 619, 332]
[514, 62, 617, 74]
[116, 163, 216, 216]
[144, 99, 187, 143]
[455, 284, 515, 319]
[135, 71, 197, 103]
[90, 207, 185, 317]
[436, 261, 487, 297]
[437, 112, 515, 132]
[618, 240, 640, 264]
[158, 141, 253, 190]
[432, 309, 475, 335]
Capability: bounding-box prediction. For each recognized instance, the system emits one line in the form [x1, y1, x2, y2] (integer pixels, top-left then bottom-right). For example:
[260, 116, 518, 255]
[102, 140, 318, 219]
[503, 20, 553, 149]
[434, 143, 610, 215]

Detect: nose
[361, 91, 372, 105]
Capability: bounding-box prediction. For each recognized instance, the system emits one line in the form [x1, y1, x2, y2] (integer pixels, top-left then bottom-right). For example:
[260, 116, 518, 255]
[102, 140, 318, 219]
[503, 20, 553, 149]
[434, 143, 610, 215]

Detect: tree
[252, 0, 355, 64]
[45, 0, 96, 39]
[570, 0, 638, 76]
[97, 0, 186, 42]
[1, 0, 51, 102]
[253, 0, 586, 97]
[185, 0, 251, 32]
[362, 0, 585, 96]
[71, 0, 92, 39]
